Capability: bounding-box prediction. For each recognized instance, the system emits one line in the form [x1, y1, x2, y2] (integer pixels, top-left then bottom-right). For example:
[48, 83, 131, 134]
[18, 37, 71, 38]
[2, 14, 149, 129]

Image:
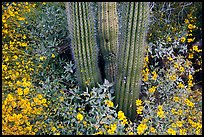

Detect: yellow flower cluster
[117, 111, 128, 125]
[157, 105, 165, 118]
[2, 2, 48, 135]
[137, 123, 147, 135]
[135, 99, 143, 115]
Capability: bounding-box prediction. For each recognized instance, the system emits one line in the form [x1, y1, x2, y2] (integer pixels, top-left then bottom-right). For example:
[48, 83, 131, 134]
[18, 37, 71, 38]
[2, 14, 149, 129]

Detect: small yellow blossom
[177, 82, 184, 88]
[136, 106, 144, 114]
[184, 19, 189, 24]
[118, 111, 126, 120]
[51, 53, 55, 58]
[23, 87, 29, 95]
[187, 38, 195, 43]
[77, 113, 83, 121]
[18, 17, 26, 21]
[192, 45, 199, 52]
[180, 37, 186, 43]
[148, 86, 156, 93]
[105, 100, 114, 107]
[51, 127, 57, 132]
[179, 66, 184, 72]
[135, 99, 142, 106]
[188, 53, 194, 59]
[167, 128, 176, 135]
[173, 96, 179, 102]
[151, 71, 158, 80]
[137, 123, 147, 135]
[17, 88, 23, 96]
[167, 36, 172, 42]
[42, 98, 47, 104]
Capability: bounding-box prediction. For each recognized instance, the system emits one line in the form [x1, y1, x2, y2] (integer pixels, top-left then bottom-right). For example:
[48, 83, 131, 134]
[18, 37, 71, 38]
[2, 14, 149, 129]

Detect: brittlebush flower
[77, 113, 83, 121]
[148, 86, 156, 93]
[135, 99, 142, 106]
[180, 37, 186, 43]
[137, 106, 144, 115]
[137, 123, 147, 135]
[118, 111, 125, 120]
[105, 100, 114, 107]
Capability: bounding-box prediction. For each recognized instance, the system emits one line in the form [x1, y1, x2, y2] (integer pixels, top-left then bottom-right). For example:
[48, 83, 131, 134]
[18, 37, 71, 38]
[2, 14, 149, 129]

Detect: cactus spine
[97, 2, 118, 82]
[65, 2, 102, 89]
[115, 2, 149, 120]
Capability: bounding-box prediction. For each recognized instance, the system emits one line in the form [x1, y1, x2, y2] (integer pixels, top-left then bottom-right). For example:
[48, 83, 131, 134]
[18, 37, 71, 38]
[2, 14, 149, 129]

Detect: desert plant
[65, 2, 102, 89]
[65, 2, 150, 120]
[114, 2, 150, 120]
[96, 2, 118, 83]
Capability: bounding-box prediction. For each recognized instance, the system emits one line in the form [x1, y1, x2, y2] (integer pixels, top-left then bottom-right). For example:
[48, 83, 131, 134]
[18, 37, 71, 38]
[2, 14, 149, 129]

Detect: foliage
[2, 2, 202, 135]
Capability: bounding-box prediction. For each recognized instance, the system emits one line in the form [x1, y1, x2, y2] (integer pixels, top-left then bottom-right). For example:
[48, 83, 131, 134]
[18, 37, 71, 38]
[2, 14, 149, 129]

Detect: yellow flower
[188, 24, 195, 29]
[137, 123, 147, 135]
[179, 129, 187, 135]
[18, 17, 26, 21]
[188, 53, 193, 59]
[187, 38, 195, 43]
[51, 53, 55, 58]
[171, 108, 177, 115]
[22, 35, 27, 39]
[176, 121, 183, 127]
[173, 96, 179, 102]
[184, 19, 189, 24]
[21, 42, 27, 47]
[129, 132, 134, 135]
[148, 86, 156, 93]
[180, 37, 186, 43]
[144, 56, 149, 63]
[150, 127, 156, 133]
[168, 128, 176, 135]
[51, 127, 57, 132]
[118, 111, 125, 120]
[151, 71, 158, 80]
[37, 94, 43, 99]
[23, 87, 29, 95]
[42, 98, 47, 104]
[167, 36, 172, 42]
[136, 106, 144, 114]
[177, 82, 184, 88]
[192, 45, 199, 52]
[93, 131, 103, 135]
[77, 113, 83, 121]
[17, 88, 23, 96]
[167, 56, 173, 61]
[174, 63, 179, 68]
[157, 110, 164, 118]
[158, 105, 163, 110]
[179, 66, 184, 72]
[185, 99, 194, 107]
[188, 74, 193, 80]
[135, 99, 142, 106]
[105, 100, 114, 107]
[169, 74, 177, 81]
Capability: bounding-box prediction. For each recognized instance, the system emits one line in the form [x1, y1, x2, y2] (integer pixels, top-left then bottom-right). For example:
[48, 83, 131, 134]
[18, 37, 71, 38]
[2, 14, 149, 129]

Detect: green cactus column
[65, 2, 102, 89]
[96, 2, 118, 83]
[115, 2, 150, 120]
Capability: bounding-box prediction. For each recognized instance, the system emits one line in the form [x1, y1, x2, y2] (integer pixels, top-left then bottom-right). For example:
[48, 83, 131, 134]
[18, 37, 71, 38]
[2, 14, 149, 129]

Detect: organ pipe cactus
[65, 2, 150, 121]
[65, 2, 102, 89]
[96, 2, 118, 83]
[115, 2, 150, 120]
